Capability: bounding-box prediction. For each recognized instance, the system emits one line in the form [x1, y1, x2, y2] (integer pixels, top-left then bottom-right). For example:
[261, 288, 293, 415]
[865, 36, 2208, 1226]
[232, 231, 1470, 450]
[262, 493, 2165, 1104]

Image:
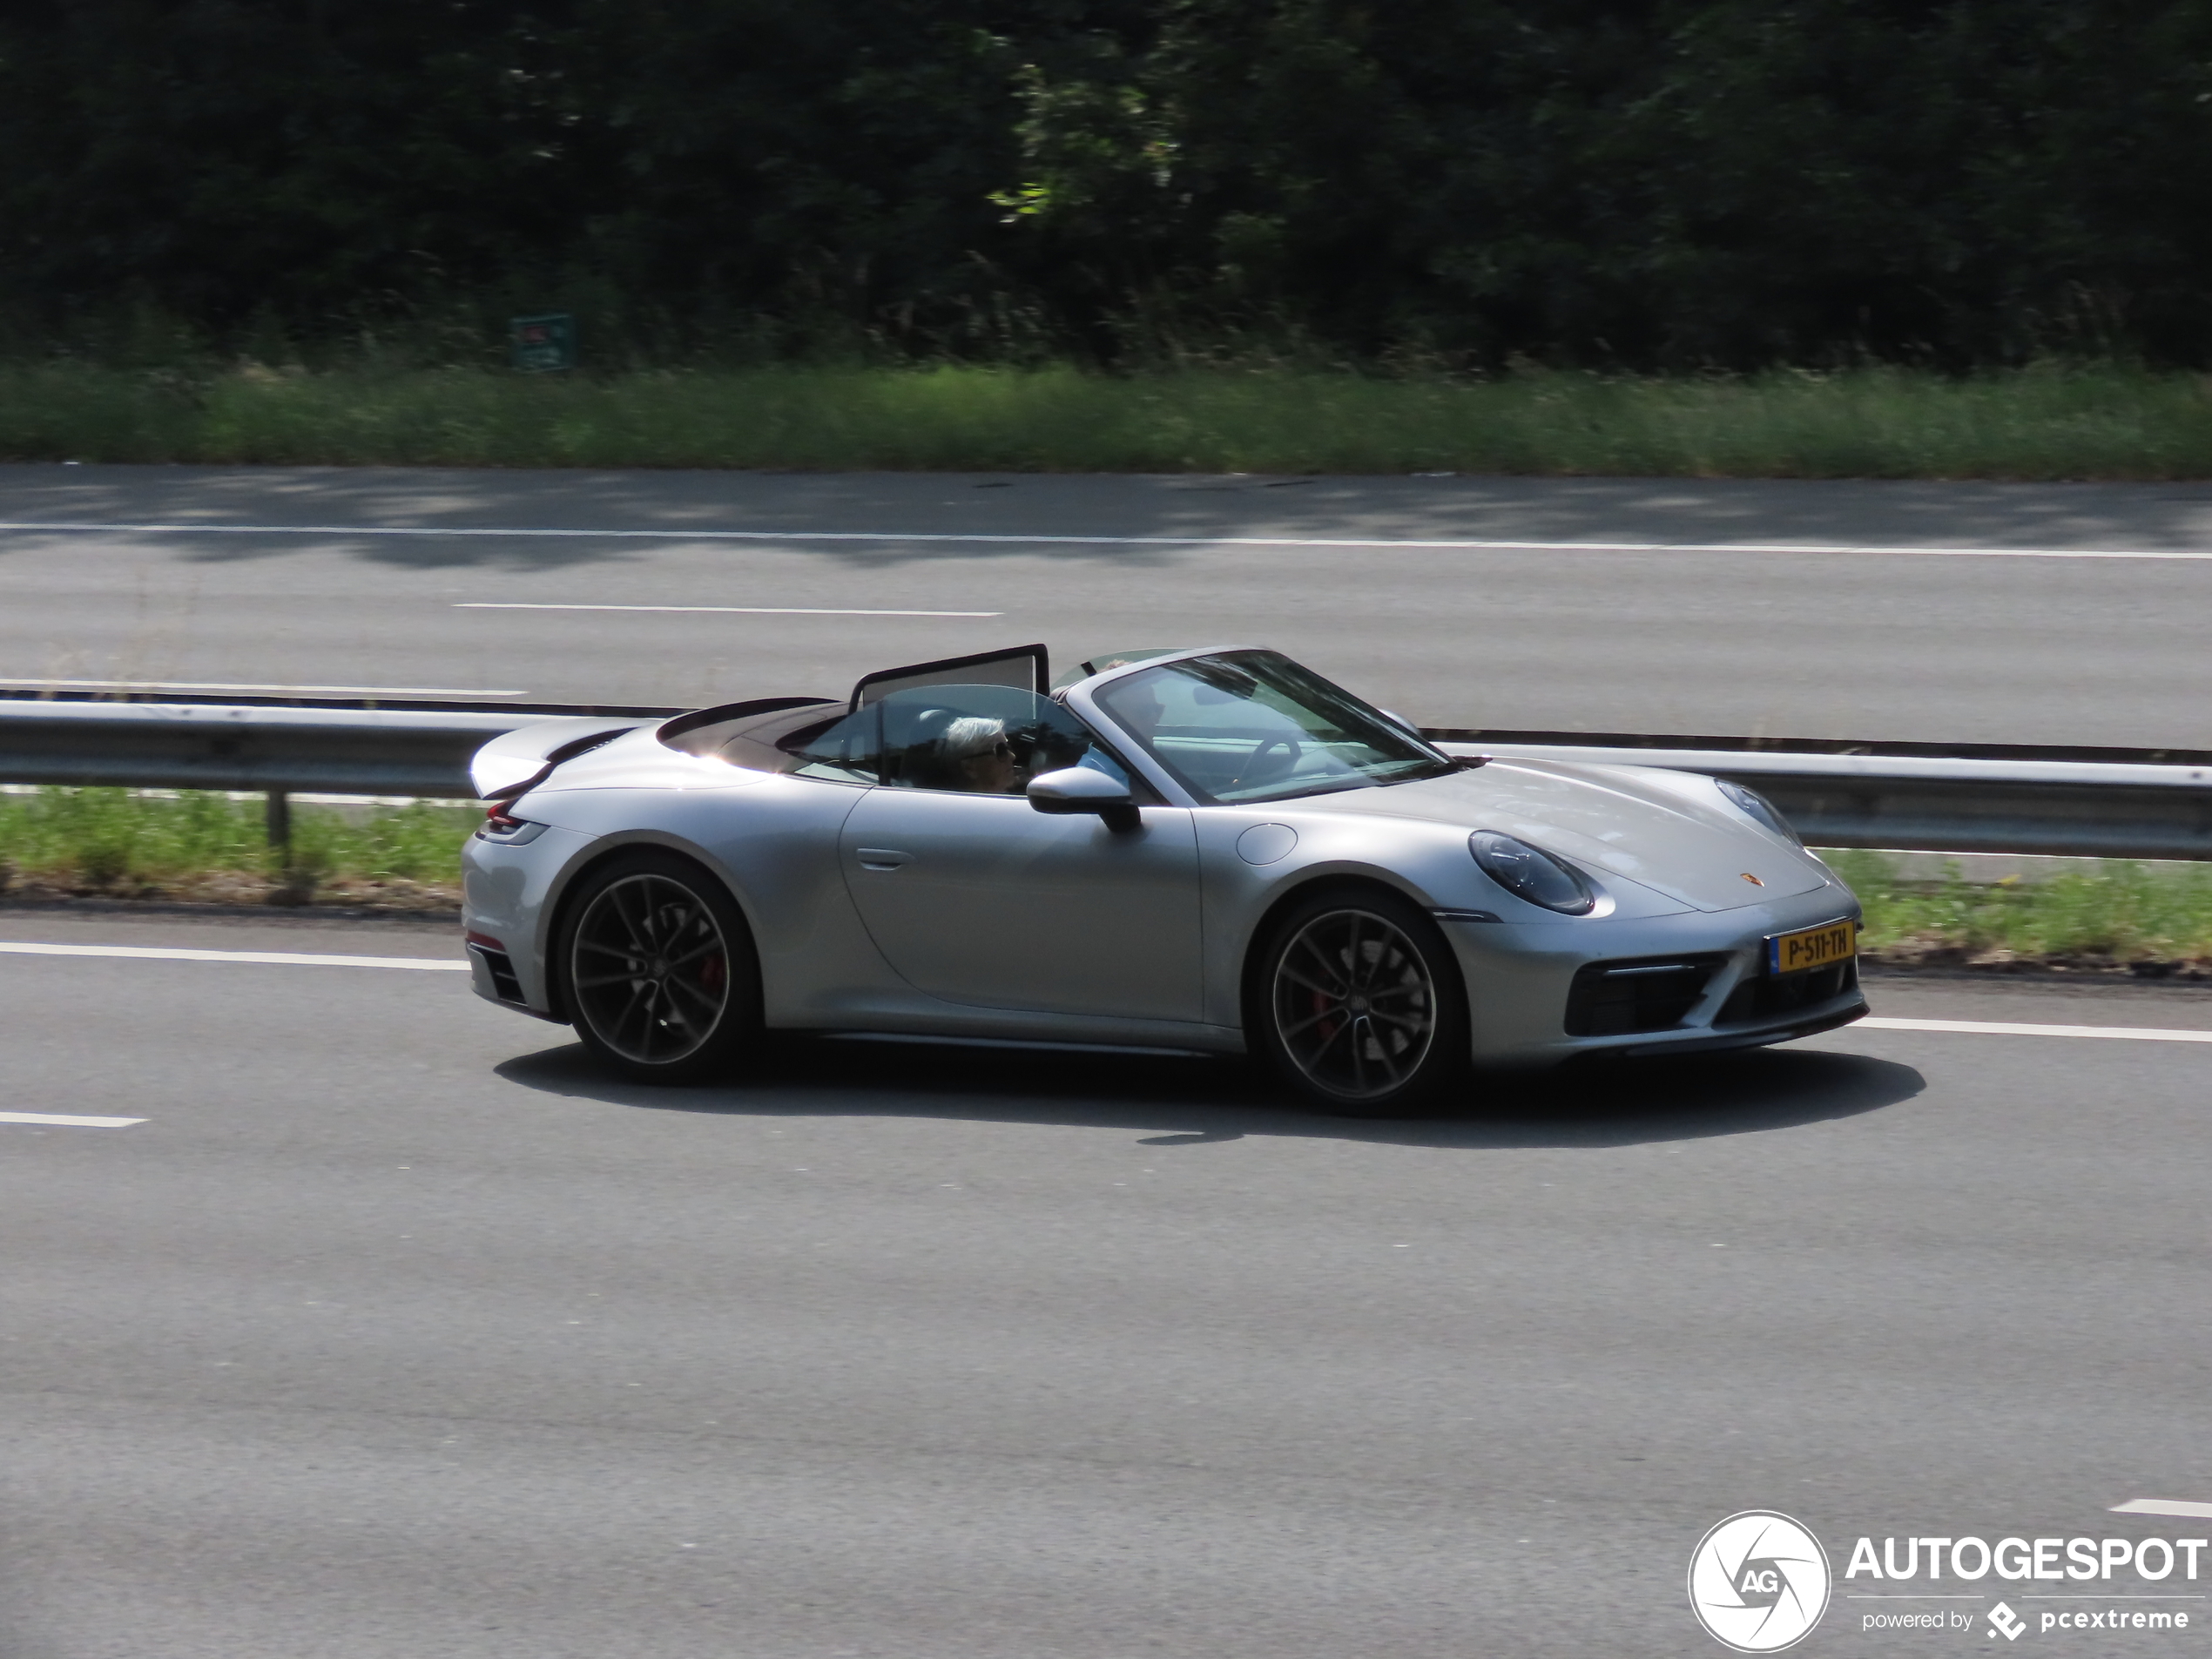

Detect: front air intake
[1564, 954, 1729, 1036]
[1716, 958, 1859, 1025]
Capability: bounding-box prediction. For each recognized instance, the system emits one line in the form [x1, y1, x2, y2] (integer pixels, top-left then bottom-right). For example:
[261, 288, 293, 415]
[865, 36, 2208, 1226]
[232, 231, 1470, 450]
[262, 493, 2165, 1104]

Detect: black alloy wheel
[559, 850, 761, 1083]
[1252, 887, 1470, 1115]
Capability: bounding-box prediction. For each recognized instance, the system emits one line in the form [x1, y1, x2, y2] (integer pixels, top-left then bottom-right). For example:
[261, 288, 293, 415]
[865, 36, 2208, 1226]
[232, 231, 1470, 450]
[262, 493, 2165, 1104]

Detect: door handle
[855, 847, 914, 871]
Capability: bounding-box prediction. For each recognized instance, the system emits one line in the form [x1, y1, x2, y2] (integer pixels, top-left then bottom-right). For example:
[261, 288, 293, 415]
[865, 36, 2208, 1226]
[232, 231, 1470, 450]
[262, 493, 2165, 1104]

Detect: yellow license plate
[1768, 918, 1857, 975]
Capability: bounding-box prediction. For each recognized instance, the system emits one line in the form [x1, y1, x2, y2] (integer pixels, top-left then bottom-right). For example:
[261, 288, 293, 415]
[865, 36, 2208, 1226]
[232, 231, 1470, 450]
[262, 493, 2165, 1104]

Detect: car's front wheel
[558, 850, 761, 1084]
[1250, 886, 1471, 1116]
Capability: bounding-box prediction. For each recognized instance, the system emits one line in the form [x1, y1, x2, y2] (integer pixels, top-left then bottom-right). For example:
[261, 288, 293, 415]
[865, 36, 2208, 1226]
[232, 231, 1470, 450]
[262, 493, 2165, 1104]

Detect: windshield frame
[1077, 647, 1455, 806]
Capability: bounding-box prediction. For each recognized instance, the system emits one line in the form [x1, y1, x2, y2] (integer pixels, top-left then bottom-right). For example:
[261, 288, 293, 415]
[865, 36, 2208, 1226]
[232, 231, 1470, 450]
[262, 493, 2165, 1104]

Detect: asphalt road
[4, 912, 2210, 1657]
[5, 464, 2212, 747]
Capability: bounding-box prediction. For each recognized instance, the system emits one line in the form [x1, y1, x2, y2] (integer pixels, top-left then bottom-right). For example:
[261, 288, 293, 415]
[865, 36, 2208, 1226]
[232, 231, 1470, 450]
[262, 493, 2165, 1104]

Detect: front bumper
[1445, 888, 1869, 1067]
[1599, 982, 1866, 1059]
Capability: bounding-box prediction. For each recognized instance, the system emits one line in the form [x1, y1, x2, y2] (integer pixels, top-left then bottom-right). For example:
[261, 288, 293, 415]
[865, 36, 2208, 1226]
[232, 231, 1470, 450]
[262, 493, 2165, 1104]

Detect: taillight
[475, 807, 549, 845]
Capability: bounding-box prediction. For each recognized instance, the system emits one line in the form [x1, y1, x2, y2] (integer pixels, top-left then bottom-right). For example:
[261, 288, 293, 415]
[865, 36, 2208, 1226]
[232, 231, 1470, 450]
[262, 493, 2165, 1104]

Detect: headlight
[1717, 779, 1802, 845]
[1469, 831, 1596, 914]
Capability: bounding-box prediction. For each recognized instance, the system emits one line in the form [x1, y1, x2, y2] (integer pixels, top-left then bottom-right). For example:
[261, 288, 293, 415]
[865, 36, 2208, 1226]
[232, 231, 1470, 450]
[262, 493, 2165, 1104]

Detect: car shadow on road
[493, 1036, 1923, 1150]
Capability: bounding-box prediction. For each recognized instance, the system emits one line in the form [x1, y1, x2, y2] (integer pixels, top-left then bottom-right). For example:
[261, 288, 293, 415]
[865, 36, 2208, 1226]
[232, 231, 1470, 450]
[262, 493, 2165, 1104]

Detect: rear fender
[470, 718, 656, 800]
[531, 827, 760, 1022]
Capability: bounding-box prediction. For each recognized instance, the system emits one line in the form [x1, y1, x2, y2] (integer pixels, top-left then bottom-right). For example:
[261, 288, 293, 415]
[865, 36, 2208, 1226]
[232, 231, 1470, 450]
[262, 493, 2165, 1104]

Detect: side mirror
[1027, 766, 1141, 833]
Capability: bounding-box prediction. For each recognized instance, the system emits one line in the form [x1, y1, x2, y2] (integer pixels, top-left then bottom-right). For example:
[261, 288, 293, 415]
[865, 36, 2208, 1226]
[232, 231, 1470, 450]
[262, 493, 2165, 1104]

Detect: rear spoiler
[469, 718, 654, 801]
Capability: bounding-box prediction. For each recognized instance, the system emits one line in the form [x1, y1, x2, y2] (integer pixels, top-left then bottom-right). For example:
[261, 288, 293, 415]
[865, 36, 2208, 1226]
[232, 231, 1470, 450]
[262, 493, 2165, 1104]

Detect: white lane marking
[456, 601, 1001, 617]
[0, 942, 469, 970]
[1861, 1015, 2212, 1043]
[0, 677, 524, 697]
[4, 519, 2212, 560]
[6, 952, 2202, 1031]
[2114, 1499, 2212, 1519]
[0, 1111, 145, 1128]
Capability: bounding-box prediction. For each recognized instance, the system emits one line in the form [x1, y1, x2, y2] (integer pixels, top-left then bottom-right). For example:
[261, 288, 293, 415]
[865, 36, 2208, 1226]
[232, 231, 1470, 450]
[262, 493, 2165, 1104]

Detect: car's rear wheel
[559, 850, 761, 1084]
[1251, 886, 1471, 1116]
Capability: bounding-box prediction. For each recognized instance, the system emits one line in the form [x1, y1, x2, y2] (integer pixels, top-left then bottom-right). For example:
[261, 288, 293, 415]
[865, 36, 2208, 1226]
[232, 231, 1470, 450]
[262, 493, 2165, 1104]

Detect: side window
[775, 706, 881, 783]
[874, 685, 1119, 795]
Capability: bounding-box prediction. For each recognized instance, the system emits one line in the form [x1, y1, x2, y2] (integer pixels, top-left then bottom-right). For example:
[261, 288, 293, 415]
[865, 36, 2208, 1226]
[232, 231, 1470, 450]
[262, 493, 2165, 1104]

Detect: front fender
[1190, 806, 1695, 1030]
[1190, 812, 1475, 1027]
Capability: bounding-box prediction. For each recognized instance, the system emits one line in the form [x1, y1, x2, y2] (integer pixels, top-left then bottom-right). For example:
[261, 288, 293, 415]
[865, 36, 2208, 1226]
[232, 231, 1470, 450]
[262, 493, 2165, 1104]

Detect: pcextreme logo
[1689, 1511, 1833, 1652]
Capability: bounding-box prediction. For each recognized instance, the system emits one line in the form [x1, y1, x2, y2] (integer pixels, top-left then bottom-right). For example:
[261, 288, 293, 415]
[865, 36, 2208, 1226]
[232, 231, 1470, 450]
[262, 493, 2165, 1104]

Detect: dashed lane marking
[0, 942, 468, 970]
[0, 1112, 145, 1128]
[456, 601, 1001, 617]
[1861, 1015, 2212, 1043]
[2113, 1499, 2212, 1519]
[0, 677, 524, 696]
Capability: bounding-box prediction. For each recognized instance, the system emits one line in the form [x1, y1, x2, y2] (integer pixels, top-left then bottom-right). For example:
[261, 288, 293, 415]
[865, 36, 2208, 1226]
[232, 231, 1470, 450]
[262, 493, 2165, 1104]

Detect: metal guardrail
[0, 700, 527, 797]
[0, 700, 542, 844]
[3, 695, 2209, 860]
[1440, 743, 2212, 861]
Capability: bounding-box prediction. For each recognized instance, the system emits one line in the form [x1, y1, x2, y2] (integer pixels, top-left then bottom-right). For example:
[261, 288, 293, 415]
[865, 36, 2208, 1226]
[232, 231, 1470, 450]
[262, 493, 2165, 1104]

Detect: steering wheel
[1235, 734, 1302, 788]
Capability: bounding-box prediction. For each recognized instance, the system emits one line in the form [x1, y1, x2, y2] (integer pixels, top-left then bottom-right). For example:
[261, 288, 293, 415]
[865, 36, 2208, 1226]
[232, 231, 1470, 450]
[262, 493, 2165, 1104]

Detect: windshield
[1091, 651, 1453, 804]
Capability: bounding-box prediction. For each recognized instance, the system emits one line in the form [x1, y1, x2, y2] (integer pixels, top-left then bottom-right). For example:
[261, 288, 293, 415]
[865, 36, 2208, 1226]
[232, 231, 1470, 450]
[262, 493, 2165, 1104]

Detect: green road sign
[509, 313, 576, 372]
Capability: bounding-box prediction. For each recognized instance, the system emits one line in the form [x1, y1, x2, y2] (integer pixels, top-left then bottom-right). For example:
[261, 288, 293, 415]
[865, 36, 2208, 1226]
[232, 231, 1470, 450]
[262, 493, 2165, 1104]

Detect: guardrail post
[264, 789, 291, 851]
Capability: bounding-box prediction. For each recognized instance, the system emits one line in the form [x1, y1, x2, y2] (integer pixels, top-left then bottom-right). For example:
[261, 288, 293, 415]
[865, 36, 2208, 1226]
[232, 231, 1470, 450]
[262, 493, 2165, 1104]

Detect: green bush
[10, 3, 2212, 370]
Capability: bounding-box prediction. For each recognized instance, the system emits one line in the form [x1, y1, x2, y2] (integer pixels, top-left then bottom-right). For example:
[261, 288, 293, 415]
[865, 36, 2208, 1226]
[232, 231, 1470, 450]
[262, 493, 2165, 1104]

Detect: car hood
[1298, 759, 1834, 913]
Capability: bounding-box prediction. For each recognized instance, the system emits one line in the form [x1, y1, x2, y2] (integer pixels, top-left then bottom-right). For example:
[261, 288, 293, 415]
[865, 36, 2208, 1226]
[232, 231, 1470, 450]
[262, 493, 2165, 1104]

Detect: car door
[834, 684, 1204, 1021]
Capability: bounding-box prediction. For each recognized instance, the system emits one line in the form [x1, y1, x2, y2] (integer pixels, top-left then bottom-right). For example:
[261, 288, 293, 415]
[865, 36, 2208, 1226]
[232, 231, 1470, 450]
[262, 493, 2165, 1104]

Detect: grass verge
[4, 792, 2211, 974]
[6, 361, 2212, 476]
[0, 788, 477, 912]
[1826, 850, 2212, 975]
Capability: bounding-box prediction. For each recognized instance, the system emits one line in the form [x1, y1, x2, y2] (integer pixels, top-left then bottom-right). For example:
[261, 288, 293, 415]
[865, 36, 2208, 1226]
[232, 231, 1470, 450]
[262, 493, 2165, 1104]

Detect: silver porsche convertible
[462, 644, 1865, 1114]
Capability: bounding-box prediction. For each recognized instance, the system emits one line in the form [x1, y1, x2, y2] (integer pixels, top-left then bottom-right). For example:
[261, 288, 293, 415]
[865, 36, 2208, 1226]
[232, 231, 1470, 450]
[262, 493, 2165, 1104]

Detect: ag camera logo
[1689, 1511, 1832, 1652]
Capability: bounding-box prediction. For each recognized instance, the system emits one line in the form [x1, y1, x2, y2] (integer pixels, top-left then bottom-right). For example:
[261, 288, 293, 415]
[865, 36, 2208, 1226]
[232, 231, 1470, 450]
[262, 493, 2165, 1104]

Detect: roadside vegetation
[13, 4, 2212, 388]
[9, 361, 2212, 478]
[0, 788, 478, 912]
[1828, 851, 2212, 975]
[12, 4, 2212, 482]
[4, 789, 2210, 974]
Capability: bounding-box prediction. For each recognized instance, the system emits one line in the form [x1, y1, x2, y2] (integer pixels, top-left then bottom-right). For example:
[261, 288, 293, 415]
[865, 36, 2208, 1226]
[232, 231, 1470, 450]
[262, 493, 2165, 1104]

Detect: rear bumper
[466, 940, 566, 1022]
[462, 821, 597, 1020]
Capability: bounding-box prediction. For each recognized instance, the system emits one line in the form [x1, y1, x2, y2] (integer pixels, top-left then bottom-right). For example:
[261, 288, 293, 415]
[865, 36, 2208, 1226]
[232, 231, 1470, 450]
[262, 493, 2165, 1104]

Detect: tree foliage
[5, 0, 2211, 366]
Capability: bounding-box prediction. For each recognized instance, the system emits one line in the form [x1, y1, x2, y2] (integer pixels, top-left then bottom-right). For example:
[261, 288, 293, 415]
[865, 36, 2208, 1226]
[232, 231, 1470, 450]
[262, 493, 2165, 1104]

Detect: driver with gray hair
[932, 715, 1022, 794]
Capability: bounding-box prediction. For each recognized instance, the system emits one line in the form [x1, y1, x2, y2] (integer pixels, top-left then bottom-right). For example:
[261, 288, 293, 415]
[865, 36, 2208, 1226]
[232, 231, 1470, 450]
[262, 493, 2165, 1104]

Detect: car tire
[557, 849, 763, 1084]
[1248, 884, 1472, 1116]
